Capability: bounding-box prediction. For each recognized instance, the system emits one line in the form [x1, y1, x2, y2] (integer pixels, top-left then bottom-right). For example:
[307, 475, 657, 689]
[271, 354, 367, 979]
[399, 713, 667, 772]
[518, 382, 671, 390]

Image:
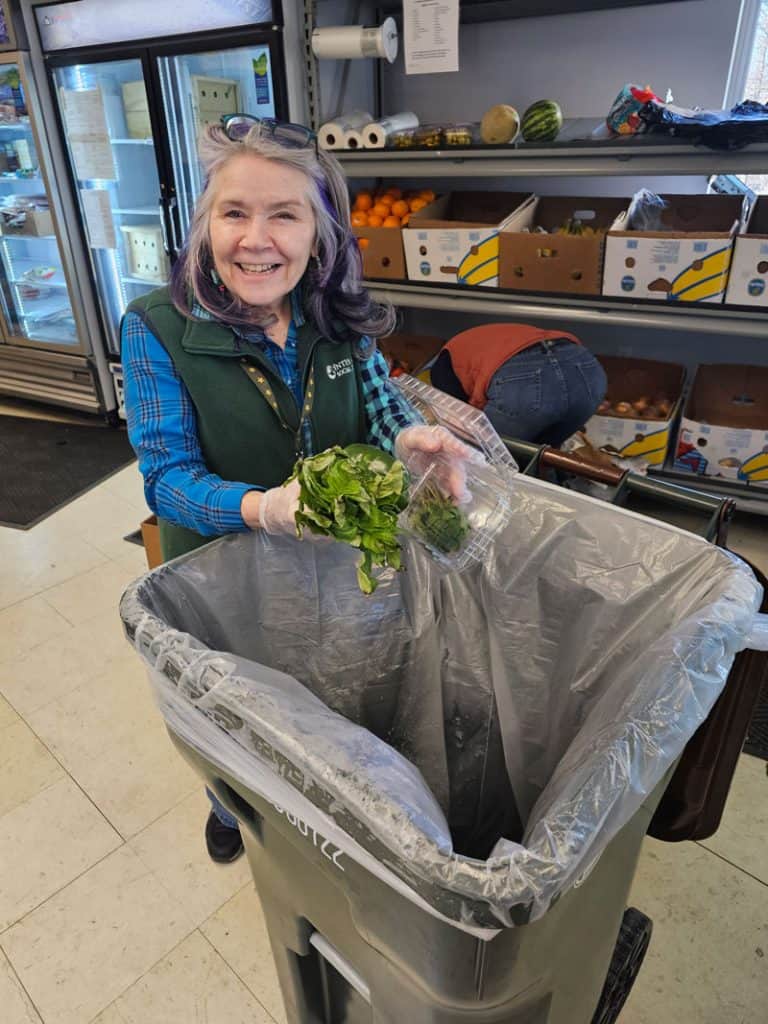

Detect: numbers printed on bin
[272, 804, 346, 872]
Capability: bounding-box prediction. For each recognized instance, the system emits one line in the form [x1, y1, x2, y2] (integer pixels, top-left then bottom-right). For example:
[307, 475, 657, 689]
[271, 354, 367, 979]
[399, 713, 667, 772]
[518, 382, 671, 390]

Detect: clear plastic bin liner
[120, 475, 763, 933]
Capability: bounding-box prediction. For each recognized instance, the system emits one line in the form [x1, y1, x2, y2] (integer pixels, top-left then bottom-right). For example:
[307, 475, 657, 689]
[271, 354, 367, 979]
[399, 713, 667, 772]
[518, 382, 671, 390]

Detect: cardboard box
[583, 356, 685, 466]
[120, 224, 169, 282]
[499, 196, 628, 295]
[402, 191, 534, 288]
[140, 515, 163, 570]
[673, 364, 768, 488]
[602, 194, 747, 303]
[725, 195, 768, 307]
[354, 226, 406, 280]
[377, 332, 444, 375]
[0, 207, 54, 237]
[121, 80, 151, 139]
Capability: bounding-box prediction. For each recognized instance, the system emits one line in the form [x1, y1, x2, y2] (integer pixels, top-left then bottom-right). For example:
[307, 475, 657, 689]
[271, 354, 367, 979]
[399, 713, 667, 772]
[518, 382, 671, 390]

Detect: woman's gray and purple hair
[169, 124, 395, 341]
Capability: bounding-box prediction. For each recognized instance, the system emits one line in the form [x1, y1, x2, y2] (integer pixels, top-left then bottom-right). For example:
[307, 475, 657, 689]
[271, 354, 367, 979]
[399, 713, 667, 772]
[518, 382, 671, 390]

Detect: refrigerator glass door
[0, 59, 79, 348]
[157, 43, 278, 245]
[51, 58, 166, 354]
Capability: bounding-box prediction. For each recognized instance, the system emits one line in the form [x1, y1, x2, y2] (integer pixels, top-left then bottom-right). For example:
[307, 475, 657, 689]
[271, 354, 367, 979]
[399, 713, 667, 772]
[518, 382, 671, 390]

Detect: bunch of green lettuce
[288, 444, 409, 594]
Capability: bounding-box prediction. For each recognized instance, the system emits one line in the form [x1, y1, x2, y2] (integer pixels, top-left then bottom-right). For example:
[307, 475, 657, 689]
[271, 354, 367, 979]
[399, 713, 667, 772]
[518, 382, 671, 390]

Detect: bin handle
[536, 446, 626, 485]
[745, 614, 768, 651]
[309, 933, 371, 1003]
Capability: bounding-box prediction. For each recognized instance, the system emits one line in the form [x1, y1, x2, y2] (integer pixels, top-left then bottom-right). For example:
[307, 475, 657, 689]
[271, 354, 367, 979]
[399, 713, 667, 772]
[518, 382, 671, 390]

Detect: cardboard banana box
[602, 194, 748, 304]
[402, 192, 534, 288]
[674, 364, 768, 488]
[725, 195, 768, 307]
[498, 195, 628, 296]
[582, 356, 685, 467]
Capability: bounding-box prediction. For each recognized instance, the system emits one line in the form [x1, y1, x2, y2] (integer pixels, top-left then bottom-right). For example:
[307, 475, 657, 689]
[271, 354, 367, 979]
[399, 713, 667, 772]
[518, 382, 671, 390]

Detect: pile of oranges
[350, 186, 436, 230]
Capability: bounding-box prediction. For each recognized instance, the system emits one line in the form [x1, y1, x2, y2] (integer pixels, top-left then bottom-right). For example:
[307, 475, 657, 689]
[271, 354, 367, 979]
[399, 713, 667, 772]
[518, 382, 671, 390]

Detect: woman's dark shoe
[205, 810, 244, 863]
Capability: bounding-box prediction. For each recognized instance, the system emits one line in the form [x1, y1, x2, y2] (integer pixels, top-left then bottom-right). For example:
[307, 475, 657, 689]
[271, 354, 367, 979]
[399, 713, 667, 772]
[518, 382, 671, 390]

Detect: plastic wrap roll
[363, 112, 419, 149]
[312, 19, 398, 63]
[318, 110, 373, 150]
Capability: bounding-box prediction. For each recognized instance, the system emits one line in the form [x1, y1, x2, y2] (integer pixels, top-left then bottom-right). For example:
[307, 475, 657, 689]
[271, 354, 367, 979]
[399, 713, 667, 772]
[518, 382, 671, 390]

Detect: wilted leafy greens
[288, 444, 409, 594]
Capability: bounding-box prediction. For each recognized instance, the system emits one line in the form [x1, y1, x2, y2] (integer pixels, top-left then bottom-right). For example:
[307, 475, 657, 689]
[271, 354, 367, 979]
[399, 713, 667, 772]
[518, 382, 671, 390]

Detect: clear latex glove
[258, 478, 301, 535]
[395, 424, 484, 504]
[257, 478, 331, 541]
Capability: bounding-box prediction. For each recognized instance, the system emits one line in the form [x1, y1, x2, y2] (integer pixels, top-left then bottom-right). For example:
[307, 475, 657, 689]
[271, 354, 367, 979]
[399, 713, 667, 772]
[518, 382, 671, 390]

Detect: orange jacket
[445, 323, 581, 409]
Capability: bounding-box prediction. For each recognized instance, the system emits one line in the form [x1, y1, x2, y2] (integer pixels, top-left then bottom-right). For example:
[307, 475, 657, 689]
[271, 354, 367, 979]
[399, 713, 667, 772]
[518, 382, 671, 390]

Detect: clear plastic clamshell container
[394, 375, 518, 571]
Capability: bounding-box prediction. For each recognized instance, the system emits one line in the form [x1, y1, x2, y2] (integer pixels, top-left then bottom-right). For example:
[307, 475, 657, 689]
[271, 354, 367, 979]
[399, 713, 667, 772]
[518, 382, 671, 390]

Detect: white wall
[313, 0, 378, 122]
[381, 0, 742, 121]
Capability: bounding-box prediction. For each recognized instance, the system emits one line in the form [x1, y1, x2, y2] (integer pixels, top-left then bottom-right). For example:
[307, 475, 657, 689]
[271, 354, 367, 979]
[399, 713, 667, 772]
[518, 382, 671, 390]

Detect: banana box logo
[675, 436, 709, 475]
[619, 427, 670, 465]
[738, 448, 768, 484]
[657, 245, 733, 303]
[453, 233, 500, 286]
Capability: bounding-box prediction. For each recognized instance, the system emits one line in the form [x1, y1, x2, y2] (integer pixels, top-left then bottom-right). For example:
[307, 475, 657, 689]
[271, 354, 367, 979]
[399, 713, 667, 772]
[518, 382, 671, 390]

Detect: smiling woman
[118, 118, 478, 864]
[207, 156, 316, 337]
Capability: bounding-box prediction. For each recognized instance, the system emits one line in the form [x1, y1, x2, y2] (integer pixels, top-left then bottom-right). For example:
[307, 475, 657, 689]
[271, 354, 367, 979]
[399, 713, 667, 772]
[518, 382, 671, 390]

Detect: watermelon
[521, 100, 563, 142]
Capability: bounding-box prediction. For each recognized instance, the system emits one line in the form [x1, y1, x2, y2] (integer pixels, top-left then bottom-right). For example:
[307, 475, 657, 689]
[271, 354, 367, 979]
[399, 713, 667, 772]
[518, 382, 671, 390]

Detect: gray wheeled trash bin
[120, 474, 763, 1024]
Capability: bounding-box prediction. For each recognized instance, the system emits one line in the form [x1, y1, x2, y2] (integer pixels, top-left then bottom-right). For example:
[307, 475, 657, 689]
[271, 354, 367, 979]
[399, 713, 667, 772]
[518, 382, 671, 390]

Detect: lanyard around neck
[240, 356, 316, 459]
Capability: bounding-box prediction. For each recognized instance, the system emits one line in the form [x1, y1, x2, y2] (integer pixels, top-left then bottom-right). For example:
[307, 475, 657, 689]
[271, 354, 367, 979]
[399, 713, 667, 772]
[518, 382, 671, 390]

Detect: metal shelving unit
[335, 122, 768, 178]
[341, 138, 768, 512]
[364, 280, 768, 338]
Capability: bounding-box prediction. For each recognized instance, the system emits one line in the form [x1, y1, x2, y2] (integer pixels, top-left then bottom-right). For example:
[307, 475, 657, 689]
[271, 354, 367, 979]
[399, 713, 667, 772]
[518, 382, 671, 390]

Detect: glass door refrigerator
[0, 49, 111, 414]
[23, 0, 294, 404]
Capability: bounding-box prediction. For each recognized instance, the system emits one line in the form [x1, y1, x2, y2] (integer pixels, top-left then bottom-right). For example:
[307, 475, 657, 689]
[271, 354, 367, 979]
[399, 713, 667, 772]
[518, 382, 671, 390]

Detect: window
[729, 0, 768, 191]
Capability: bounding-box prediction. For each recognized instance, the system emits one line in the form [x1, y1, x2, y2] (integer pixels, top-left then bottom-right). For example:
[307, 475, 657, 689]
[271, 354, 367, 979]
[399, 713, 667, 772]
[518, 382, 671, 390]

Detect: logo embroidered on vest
[326, 357, 353, 381]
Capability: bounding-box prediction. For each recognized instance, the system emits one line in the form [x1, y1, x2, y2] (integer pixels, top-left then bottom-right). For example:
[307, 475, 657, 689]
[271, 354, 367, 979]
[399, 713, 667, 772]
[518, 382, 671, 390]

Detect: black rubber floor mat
[744, 678, 768, 761]
[0, 414, 135, 529]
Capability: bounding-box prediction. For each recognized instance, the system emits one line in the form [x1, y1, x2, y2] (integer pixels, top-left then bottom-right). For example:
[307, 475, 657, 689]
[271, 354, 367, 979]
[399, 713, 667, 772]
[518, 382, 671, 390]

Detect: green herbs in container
[407, 479, 471, 555]
[288, 444, 409, 595]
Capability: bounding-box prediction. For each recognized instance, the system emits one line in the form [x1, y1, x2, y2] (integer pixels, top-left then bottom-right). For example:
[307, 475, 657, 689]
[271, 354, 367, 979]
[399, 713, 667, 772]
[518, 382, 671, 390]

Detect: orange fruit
[419, 189, 436, 202]
[357, 237, 370, 249]
[366, 214, 383, 227]
[371, 202, 390, 218]
[377, 194, 394, 207]
[351, 210, 368, 227]
[400, 212, 410, 227]
[382, 215, 400, 228]
[354, 193, 373, 212]
[408, 197, 428, 213]
[385, 187, 403, 199]
[391, 199, 409, 218]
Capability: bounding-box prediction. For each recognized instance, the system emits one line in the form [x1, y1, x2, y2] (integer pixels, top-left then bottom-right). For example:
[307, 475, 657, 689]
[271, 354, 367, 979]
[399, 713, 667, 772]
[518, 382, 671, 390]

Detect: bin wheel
[590, 907, 653, 1024]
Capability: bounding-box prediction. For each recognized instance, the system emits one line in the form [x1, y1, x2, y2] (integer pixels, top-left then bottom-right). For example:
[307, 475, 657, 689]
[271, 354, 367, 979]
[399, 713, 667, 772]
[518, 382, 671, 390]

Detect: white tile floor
[1, 428, 766, 1023]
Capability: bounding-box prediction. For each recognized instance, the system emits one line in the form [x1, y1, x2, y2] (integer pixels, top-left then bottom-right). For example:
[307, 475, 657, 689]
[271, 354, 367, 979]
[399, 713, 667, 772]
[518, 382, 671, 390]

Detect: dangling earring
[312, 255, 322, 274]
[210, 267, 227, 294]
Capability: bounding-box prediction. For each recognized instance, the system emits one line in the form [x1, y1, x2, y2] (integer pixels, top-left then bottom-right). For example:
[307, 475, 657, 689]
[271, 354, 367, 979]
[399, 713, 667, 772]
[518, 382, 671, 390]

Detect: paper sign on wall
[80, 188, 116, 249]
[403, 0, 459, 75]
[59, 87, 117, 181]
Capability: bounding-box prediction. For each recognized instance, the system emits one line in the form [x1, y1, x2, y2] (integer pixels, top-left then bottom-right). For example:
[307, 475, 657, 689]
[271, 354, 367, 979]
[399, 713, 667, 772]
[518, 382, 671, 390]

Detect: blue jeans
[484, 340, 607, 448]
[207, 787, 239, 829]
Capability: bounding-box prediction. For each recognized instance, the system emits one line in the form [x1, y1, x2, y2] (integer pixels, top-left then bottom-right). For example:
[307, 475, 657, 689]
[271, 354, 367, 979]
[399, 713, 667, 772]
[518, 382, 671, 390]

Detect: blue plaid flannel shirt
[121, 294, 421, 535]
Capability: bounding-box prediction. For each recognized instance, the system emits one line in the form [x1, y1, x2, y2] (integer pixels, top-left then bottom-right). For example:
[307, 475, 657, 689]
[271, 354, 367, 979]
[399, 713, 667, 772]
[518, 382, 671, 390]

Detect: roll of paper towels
[318, 111, 372, 150]
[363, 112, 419, 149]
[312, 18, 398, 64]
[343, 129, 365, 150]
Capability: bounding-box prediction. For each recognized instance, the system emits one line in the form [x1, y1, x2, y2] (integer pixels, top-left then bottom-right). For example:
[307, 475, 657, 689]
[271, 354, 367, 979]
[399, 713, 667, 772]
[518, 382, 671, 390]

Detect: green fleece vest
[126, 288, 366, 561]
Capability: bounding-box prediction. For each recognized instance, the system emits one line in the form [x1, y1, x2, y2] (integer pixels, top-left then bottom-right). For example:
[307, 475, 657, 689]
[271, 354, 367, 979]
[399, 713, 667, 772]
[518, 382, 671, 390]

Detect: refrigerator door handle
[168, 196, 181, 257]
[158, 196, 171, 256]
